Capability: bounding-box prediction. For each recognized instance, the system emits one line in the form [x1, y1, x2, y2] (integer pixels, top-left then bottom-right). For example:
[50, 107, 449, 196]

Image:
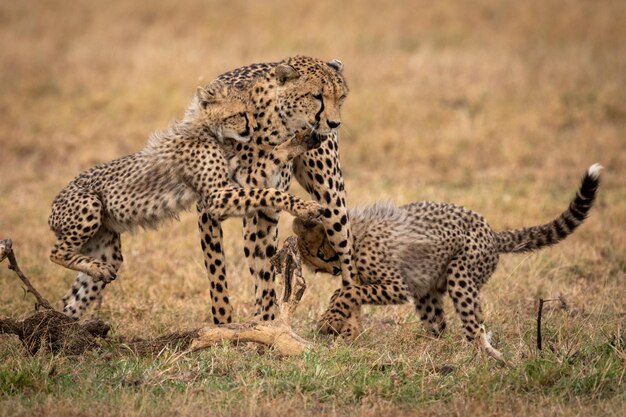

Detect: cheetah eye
[316, 249, 339, 263]
[311, 93, 323, 101]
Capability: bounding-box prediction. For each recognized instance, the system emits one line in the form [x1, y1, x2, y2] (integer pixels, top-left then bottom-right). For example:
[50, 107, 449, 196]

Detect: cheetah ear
[275, 64, 300, 85]
[326, 59, 343, 73]
[292, 218, 322, 236]
[196, 81, 228, 108]
[292, 218, 306, 236]
[195, 87, 211, 109]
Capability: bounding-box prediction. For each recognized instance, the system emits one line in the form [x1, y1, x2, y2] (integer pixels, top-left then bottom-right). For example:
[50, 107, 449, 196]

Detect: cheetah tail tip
[587, 163, 603, 179]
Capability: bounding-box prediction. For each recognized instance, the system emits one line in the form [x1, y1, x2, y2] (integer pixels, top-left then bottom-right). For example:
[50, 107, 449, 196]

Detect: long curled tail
[495, 164, 602, 253]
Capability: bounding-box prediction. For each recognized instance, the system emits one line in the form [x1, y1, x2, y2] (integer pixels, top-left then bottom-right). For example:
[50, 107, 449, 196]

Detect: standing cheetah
[202, 55, 357, 325]
[292, 165, 602, 360]
[50, 82, 324, 318]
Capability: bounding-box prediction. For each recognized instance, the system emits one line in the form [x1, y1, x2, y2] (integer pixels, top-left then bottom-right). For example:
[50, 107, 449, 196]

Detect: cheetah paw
[317, 315, 344, 336]
[303, 132, 324, 150]
[339, 318, 362, 343]
[92, 264, 117, 284]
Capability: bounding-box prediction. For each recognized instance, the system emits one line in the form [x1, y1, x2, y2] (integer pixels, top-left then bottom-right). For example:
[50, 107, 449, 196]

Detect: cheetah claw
[104, 271, 117, 283]
[93, 266, 117, 283]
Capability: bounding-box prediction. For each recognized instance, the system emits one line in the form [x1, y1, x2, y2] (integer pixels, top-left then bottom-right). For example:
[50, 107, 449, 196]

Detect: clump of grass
[1, 334, 623, 415]
[1, 0, 625, 415]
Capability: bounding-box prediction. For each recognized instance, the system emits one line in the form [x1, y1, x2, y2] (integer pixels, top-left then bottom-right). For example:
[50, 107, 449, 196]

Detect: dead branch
[537, 298, 545, 351]
[0, 236, 311, 357]
[123, 237, 311, 356]
[189, 321, 311, 356]
[0, 239, 110, 354]
[0, 239, 53, 310]
[130, 236, 311, 356]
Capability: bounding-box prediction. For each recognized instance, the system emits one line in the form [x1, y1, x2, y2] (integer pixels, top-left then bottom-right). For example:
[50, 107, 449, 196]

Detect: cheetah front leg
[206, 186, 324, 221]
[233, 130, 324, 187]
[322, 289, 363, 342]
[318, 281, 410, 339]
[197, 206, 233, 324]
[243, 209, 281, 320]
[232, 133, 325, 322]
[200, 184, 319, 324]
[292, 134, 358, 287]
[49, 190, 118, 285]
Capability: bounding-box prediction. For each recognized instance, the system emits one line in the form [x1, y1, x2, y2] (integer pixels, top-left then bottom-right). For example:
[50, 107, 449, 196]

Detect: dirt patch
[0, 309, 110, 355]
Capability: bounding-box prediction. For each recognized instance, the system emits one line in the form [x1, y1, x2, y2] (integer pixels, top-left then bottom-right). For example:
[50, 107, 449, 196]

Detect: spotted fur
[198, 56, 358, 324]
[293, 165, 602, 360]
[50, 83, 324, 319]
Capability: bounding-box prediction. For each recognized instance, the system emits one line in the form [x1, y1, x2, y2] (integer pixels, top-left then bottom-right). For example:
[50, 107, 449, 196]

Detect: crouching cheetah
[292, 165, 602, 361]
[50, 81, 325, 319]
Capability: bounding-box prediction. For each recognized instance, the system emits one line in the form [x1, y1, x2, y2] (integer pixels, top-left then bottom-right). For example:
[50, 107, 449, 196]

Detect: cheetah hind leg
[479, 326, 504, 362]
[52, 239, 118, 285]
[50, 192, 117, 284]
[446, 279, 504, 362]
[472, 298, 503, 361]
[62, 272, 105, 319]
[62, 229, 123, 319]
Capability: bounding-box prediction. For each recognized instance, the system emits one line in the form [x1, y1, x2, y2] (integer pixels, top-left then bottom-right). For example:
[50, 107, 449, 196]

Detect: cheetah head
[292, 218, 341, 276]
[193, 80, 258, 144]
[274, 56, 348, 138]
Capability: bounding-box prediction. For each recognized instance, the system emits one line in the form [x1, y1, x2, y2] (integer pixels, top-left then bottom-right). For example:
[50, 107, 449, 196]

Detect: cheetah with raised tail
[50, 81, 324, 319]
[293, 165, 602, 360]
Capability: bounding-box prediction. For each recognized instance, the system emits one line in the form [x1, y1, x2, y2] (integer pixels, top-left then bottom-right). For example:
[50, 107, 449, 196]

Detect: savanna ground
[1, 0, 625, 416]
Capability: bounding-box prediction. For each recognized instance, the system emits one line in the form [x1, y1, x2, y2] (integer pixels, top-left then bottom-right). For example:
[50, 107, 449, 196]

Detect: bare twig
[0, 239, 53, 310]
[537, 298, 544, 351]
[537, 298, 564, 351]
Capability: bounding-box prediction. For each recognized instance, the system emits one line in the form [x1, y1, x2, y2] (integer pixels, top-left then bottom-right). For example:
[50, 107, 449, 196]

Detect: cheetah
[197, 56, 357, 324]
[50, 81, 325, 319]
[292, 164, 602, 361]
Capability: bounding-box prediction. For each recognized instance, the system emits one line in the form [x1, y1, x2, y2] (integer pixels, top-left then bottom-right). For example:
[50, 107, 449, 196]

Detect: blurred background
[0, 0, 624, 332]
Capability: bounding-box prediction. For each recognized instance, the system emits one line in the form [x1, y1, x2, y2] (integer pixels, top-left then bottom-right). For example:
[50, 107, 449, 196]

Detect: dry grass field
[1, 0, 625, 415]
